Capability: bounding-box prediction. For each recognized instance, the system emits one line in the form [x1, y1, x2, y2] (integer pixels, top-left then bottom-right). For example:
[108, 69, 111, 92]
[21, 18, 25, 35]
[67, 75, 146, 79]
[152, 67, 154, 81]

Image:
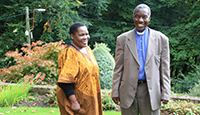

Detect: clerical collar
[137, 31, 144, 35]
[136, 29, 147, 35]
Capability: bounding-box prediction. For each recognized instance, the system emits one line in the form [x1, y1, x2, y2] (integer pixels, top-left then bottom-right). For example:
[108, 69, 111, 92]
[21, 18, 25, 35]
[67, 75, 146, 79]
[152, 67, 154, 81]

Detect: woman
[56, 22, 103, 115]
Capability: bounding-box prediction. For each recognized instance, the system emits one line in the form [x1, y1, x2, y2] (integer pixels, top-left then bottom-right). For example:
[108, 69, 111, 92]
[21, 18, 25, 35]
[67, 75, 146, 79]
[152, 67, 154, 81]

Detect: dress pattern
[56, 44, 103, 115]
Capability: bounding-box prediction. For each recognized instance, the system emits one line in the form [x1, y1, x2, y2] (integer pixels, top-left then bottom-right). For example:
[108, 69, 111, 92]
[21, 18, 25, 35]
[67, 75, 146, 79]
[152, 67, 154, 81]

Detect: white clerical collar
[136, 28, 148, 35]
[136, 31, 144, 35]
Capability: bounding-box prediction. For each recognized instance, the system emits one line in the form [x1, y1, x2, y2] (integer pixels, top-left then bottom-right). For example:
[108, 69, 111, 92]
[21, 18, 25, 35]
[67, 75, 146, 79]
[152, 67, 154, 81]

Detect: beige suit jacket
[112, 28, 171, 110]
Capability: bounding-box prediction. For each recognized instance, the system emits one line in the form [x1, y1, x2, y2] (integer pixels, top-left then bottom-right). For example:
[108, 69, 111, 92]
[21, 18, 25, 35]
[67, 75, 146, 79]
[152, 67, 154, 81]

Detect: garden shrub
[92, 43, 115, 89]
[0, 40, 66, 84]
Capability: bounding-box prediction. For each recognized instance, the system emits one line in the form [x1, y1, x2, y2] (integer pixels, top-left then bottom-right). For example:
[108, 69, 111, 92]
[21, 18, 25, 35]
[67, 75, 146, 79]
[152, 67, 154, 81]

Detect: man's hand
[112, 97, 120, 104]
[161, 99, 169, 104]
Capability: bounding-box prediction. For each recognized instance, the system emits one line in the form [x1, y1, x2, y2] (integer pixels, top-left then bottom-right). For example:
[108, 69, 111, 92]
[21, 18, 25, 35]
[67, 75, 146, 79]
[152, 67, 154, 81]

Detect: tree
[163, 0, 200, 78]
[0, 0, 87, 68]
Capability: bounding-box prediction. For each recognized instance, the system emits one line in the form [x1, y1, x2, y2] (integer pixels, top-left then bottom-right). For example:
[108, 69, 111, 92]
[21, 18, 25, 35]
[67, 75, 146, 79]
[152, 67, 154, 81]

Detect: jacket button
[133, 88, 136, 90]
[137, 67, 139, 70]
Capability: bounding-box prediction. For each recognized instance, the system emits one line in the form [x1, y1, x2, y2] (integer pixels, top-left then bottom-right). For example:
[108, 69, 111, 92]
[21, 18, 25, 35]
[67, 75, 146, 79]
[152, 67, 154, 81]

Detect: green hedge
[93, 43, 115, 89]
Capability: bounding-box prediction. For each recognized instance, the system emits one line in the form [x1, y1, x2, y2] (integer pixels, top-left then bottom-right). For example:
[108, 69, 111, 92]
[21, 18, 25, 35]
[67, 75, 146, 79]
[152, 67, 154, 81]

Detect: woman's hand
[71, 100, 81, 113]
[68, 95, 81, 113]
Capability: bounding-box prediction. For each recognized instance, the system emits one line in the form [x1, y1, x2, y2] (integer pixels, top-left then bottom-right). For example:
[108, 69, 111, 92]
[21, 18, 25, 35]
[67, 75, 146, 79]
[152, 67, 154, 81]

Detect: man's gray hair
[133, 4, 151, 17]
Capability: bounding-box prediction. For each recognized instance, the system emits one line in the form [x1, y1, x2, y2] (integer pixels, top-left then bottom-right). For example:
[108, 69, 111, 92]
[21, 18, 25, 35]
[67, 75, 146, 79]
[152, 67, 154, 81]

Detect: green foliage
[0, 40, 66, 84]
[0, 0, 86, 69]
[171, 78, 195, 94]
[188, 65, 200, 96]
[163, 0, 200, 79]
[171, 65, 200, 93]
[89, 22, 122, 52]
[93, 43, 115, 89]
[45, 88, 58, 107]
[0, 73, 45, 107]
[0, 56, 15, 69]
[88, 0, 135, 53]
[38, 0, 84, 42]
[188, 80, 200, 97]
[101, 89, 118, 111]
[161, 100, 200, 114]
[78, 0, 108, 18]
[1, 0, 200, 94]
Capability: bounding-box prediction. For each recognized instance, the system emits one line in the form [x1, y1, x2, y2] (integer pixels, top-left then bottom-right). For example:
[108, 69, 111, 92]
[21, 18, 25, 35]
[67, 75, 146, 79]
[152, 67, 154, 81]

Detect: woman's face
[71, 26, 90, 50]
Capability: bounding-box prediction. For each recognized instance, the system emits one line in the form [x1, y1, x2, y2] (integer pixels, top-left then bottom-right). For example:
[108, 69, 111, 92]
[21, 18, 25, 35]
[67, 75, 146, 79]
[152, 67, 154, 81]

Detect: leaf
[13, 28, 18, 33]
[49, 110, 55, 113]
[12, 106, 17, 109]
[4, 4, 19, 9]
[32, 109, 37, 112]
[31, 103, 36, 107]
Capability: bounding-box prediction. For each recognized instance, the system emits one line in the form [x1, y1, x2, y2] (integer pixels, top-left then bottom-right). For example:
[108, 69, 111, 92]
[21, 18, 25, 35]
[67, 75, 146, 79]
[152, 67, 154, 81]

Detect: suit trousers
[120, 82, 160, 115]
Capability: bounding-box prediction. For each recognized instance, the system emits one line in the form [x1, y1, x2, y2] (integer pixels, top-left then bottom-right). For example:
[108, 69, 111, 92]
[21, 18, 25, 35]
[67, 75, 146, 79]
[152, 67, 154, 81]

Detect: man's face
[133, 8, 150, 32]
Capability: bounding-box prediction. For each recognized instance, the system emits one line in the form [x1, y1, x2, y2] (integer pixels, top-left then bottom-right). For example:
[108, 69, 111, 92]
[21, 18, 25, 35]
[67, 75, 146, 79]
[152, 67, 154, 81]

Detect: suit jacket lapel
[145, 28, 155, 65]
[126, 29, 140, 65]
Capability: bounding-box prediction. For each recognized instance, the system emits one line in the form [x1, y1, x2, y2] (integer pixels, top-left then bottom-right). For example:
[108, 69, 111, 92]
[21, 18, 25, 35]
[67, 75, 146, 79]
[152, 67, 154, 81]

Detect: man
[112, 4, 171, 115]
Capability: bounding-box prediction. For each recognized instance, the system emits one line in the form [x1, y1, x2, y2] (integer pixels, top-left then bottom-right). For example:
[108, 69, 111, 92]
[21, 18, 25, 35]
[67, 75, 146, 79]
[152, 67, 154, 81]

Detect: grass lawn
[0, 107, 121, 115]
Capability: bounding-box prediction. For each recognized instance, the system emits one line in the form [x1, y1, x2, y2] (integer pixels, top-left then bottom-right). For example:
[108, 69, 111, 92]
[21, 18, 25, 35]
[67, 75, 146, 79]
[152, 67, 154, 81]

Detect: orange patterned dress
[56, 44, 103, 115]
